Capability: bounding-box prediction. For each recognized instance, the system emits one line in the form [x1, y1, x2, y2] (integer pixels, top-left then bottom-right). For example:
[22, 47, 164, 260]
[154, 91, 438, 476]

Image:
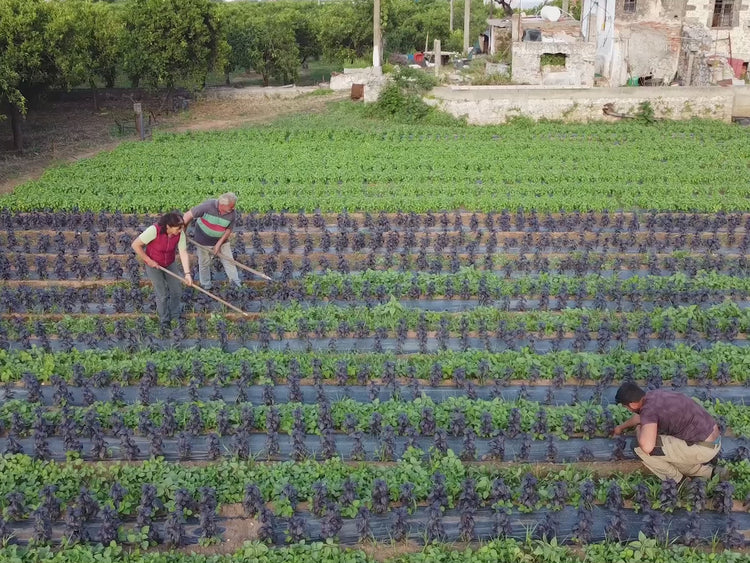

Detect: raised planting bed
[3, 116, 750, 558]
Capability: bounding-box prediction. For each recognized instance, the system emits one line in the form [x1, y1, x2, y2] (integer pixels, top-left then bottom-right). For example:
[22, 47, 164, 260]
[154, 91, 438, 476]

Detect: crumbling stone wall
[678, 23, 714, 85]
[329, 67, 388, 103]
[426, 85, 735, 123]
[587, 0, 746, 86]
[516, 17, 582, 40]
[512, 42, 596, 86]
[616, 21, 684, 83]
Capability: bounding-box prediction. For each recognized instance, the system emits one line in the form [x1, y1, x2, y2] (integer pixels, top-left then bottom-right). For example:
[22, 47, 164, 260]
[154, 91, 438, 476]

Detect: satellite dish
[540, 6, 562, 21]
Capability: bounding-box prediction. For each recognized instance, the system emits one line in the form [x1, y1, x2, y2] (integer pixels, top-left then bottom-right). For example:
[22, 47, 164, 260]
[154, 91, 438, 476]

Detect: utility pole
[373, 0, 382, 68]
[434, 39, 442, 76]
[463, 0, 471, 54]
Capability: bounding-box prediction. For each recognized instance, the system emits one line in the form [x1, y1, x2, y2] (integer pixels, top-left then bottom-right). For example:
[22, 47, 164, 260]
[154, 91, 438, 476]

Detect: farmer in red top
[613, 382, 728, 483]
[131, 211, 192, 328]
[183, 193, 240, 290]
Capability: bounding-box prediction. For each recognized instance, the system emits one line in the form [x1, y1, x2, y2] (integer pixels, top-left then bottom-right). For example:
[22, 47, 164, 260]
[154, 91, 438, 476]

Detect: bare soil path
[0, 88, 347, 196]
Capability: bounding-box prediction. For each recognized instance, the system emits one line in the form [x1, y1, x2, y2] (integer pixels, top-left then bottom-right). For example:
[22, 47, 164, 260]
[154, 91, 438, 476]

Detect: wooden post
[434, 40, 442, 76]
[463, 0, 471, 54]
[373, 0, 382, 68]
[134, 102, 144, 141]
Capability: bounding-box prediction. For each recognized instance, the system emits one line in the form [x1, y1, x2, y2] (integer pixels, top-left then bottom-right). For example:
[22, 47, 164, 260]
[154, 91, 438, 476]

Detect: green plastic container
[627, 77, 639, 86]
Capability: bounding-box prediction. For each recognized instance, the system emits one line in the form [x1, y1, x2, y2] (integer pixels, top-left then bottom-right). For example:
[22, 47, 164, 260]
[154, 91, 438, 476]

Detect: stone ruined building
[583, 0, 749, 85]
[491, 13, 597, 86]
[489, 0, 749, 86]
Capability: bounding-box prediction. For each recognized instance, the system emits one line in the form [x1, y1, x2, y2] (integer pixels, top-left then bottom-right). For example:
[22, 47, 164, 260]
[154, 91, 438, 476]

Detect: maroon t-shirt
[639, 390, 716, 443]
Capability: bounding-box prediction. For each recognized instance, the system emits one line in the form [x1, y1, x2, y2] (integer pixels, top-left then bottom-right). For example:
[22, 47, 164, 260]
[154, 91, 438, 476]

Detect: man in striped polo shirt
[183, 193, 241, 290]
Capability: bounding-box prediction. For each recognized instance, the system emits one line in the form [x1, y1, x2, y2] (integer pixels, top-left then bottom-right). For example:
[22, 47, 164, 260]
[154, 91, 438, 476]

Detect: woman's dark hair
[157, 212, 184, 234]
[614, 382, 645, 405]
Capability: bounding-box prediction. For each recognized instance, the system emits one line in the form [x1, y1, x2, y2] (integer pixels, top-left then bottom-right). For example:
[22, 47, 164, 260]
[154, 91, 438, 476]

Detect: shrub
[366, 67, 463, 125]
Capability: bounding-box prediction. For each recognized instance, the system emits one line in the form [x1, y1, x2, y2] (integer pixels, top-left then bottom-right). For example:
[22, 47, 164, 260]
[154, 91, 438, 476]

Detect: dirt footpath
[0, 87, 347, 196]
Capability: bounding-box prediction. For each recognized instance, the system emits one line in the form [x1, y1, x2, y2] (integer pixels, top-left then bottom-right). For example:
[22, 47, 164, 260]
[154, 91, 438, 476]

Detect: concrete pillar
[463, 0, 471, 54]
[434, 39, 442, 75]
[511, 14, 520, 42]
[373, 0, 382, 68]
[589, 7, 599, 44]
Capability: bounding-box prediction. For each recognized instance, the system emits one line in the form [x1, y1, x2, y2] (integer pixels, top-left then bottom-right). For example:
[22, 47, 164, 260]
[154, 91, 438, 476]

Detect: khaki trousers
[634, 435, 720, 482]
[196, 243, 240, 288]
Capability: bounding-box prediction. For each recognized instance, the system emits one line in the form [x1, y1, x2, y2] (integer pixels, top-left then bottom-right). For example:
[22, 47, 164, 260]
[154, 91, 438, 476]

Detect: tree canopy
[316, 0, 374, 62]
[121, 0, 227, 90]
[1, 0, 494, 150]
[0, 0, 55, 115]
[224, 3, 301, 86]
[46, 0, 122, 96]
[0, 0, 56, 149]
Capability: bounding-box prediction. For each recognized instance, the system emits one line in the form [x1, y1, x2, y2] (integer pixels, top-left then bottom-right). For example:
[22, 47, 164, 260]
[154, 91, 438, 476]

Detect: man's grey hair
[218, 192, 237, 206]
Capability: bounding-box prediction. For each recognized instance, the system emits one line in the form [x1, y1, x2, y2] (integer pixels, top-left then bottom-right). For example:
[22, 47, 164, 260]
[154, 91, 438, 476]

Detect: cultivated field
[0, 110, 748, 562]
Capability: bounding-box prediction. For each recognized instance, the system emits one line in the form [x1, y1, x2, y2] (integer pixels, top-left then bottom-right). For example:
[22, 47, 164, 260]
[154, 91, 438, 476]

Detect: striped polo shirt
[190, 199, 237, 246]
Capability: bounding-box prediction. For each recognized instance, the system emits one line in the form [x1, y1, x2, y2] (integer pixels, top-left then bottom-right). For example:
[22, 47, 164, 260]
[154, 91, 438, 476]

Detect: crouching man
[613, 382, 727, 483]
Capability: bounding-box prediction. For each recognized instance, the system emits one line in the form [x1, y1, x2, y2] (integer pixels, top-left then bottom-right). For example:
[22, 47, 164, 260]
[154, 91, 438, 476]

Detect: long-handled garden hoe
[189, 238, 272, 281]
[157, 265, 251, 317]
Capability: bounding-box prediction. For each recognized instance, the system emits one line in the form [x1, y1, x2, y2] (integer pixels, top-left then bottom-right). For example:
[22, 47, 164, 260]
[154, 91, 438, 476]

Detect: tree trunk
[90, 81, 99, 112]
[157, 87, 173, 113]
[9, 103, 24, 153]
